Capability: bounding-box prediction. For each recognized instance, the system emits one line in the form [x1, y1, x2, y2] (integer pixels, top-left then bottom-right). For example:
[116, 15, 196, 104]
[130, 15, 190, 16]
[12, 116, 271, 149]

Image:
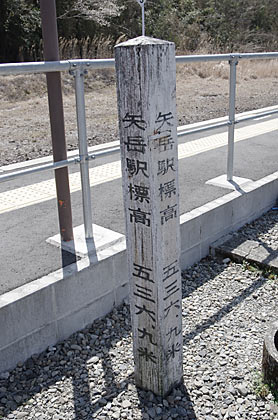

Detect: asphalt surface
[0, 115, 277, 294]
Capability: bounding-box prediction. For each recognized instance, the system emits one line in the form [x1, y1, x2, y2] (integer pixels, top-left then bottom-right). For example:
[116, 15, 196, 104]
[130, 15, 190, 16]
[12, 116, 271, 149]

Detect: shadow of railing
[1, 252, 271, 419]
[182, 270, 267, 346]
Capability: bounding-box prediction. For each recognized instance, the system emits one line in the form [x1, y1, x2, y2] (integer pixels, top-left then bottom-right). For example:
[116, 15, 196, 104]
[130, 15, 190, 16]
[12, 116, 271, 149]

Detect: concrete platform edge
[1, 170, 278, 373]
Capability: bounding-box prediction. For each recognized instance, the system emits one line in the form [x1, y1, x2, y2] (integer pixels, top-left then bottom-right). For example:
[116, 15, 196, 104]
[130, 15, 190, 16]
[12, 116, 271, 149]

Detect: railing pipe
[177, 120, 229, 137]
[0, 157, 78, 183]
[0, 146, 122, 184]
[1, 52, 278, 76]
[69, 59, 115, 71]
[227, 57, 238, 181]
[236, 109, 278, 124]
[0, 61, 70, 75]
[72, 67, 93, 239]
[0, 59, 115, 76]
[88, 146, 120, 160]
[176, 52, 278, 64]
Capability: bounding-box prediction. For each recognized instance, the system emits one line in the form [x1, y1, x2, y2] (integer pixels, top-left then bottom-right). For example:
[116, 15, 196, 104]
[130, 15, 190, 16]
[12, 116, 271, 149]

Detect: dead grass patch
[176, 59, 278, 82]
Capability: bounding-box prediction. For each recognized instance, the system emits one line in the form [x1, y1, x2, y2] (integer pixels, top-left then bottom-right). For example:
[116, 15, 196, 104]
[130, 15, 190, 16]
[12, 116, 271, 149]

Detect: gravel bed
[1, 257, 278, 419]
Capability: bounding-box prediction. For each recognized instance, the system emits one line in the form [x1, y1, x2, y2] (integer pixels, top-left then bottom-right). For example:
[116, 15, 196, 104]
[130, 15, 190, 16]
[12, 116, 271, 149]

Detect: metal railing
[0, 52, 277, 239]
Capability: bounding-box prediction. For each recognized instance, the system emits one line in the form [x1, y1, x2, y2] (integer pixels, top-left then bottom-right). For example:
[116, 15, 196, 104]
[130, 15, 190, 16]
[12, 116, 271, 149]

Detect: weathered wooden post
[115, 36, 183, 396]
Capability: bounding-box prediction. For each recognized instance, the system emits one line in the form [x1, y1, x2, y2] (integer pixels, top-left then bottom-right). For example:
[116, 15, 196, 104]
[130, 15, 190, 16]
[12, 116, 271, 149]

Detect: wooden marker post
[115, 37, 183, 396]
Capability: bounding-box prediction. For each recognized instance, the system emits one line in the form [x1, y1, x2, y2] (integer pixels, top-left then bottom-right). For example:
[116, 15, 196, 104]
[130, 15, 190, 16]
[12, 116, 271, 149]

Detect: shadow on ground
[0, 254, 270, 420]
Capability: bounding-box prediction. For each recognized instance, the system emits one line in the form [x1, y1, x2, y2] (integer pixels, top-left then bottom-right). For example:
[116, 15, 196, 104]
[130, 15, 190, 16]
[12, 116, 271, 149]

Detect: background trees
[0, 0, 277, 62]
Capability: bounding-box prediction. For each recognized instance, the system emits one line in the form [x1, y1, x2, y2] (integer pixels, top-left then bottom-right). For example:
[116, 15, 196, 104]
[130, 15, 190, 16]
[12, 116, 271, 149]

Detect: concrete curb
[180, 172, 278, 268]
[1, 171, 278, 373]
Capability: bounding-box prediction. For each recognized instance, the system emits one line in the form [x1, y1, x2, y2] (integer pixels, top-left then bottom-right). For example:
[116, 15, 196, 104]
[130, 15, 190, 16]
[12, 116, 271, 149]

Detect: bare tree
[58, 0, 122, 25]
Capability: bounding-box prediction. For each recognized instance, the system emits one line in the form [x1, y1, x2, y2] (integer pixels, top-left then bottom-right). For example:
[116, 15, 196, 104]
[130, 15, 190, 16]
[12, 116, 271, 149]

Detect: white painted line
[178, 118, 277, 159]
[0, 118, 276, 214]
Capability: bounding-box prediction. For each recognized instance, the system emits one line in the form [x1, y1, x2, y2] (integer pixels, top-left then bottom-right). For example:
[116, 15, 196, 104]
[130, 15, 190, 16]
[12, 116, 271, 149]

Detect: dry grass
[239, 59, 278, 80]
[1, 35, 277, 103]
[176, 59, 278, 82]
[59, 35, 115, 59]
[28, 35, 117, 61]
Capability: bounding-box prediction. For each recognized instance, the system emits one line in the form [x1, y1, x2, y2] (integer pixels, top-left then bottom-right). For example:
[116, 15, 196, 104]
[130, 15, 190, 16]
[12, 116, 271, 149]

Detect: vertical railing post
[227, 56, 238, 181]
[142, 2, 145, 36]
[115, 36, 183, 396]
[40, 0, 73, 242]
[71, 66, 93, 239]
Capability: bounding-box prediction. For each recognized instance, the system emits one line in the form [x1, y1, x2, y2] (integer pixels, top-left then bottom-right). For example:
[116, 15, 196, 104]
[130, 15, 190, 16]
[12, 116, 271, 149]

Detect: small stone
[51, 371, 59, 377]
[236, 383, 249, 396]
[223, 258, 231, 264]
[87, 356, 99, 364]
[227, 385, 236, 395]
[194, 380, 204, 388]
[16, 413, 29, 419]
[48, 408, 56, 415]
[122, 400, 132, 408]
[99, 398, 107, 406]
[0, 372, 9, 380]
[14, 395, 22, 404]
[71, 344, 82, 351]
[7, 401, 17, 411]
[200, 386, 210, 395]
[148, 408, 156, 418]
[90, 334, 98, 344]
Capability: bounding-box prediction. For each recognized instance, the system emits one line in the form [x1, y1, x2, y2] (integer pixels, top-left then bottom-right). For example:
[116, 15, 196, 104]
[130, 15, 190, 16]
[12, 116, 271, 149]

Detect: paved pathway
[0, 117, 276, 214]
[0, 111, 277, 294]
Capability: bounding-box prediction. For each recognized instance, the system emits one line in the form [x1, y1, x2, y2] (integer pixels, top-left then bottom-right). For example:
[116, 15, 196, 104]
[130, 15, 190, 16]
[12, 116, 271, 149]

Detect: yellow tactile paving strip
[0, 119, 276, 214]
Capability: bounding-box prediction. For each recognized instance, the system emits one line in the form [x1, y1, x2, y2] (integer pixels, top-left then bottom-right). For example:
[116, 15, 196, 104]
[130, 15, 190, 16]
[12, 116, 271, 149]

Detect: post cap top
[115, 36, 174, 48]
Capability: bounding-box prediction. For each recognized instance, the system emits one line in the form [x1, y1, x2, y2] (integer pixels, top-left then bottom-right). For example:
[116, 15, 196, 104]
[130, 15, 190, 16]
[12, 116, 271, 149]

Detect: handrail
[0, 53, 278, 239]
[1, 107, 277, 183]
[1, 52, 278, 75]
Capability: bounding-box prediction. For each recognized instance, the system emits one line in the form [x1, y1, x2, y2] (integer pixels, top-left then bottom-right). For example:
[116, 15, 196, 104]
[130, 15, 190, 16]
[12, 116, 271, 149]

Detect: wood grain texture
[115, 36, 183, 396]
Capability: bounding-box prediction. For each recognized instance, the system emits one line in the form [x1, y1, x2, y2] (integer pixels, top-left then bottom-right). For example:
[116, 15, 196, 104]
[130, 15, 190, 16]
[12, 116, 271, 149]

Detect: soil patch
[0, 63, 277, 166]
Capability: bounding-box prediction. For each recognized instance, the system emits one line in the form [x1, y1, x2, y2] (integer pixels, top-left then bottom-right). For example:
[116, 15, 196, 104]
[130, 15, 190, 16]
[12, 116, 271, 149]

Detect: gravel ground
[1, 234, 278, 419]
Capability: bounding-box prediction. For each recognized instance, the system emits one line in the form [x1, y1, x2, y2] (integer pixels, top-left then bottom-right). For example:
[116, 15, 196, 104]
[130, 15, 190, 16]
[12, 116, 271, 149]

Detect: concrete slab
[211, 220, 278, 272]
[206, 174, 253, 190]
[46, 223, 125, 258]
